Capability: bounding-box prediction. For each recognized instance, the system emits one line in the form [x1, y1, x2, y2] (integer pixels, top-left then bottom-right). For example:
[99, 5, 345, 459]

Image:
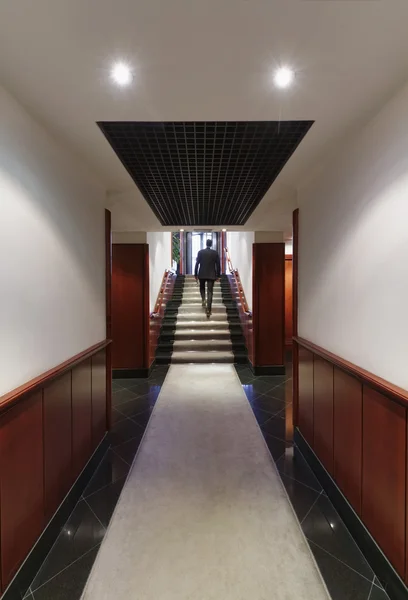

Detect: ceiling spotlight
[180, 229, 184, 232]
[273, 66, 294, 89]
[111, 62, 133, 87]
[222, 229, 227, 232]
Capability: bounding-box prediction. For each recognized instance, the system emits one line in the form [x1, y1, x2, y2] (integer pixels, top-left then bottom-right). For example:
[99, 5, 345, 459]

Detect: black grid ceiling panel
[98, 121, 314, 226]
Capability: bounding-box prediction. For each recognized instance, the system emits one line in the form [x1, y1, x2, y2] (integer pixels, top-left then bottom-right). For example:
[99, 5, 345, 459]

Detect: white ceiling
[1, 0, 408, 234]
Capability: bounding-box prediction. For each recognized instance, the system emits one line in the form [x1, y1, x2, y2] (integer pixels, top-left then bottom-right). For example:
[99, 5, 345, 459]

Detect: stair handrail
[224, 248, 251, 315]
[151, 269, 176, 318]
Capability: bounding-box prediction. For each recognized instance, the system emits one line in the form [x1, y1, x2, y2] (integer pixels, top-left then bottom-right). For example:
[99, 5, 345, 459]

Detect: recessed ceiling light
[222, 228, 227, 232]
[111, 62, 133, 87]
[180, 229, 184, 232]
[273, 66, 294, 89]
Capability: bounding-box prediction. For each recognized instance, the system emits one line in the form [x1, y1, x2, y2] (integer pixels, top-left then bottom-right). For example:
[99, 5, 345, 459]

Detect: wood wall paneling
[333, 367, 363, 515]
[298, 346, 314, 447]
[0, 392, 44, 589]
[313, 356, 334, 475]
[91, 350, 107, 448]
[112, 244, 148, 370]
[253, 243, 285, 367]
[43, 372, 73, 521]
[362, 386, 406, 578]
[72, 359, 92, 478]
[284, 256, 293, 347]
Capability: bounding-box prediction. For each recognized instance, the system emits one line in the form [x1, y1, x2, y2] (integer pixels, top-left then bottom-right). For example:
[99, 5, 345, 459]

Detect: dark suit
[194, 248, 221, 313]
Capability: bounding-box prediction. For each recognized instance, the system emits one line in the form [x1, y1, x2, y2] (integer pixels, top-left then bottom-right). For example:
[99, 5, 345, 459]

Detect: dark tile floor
[236, 364, 390, 600]
[24, 362, 390, 600]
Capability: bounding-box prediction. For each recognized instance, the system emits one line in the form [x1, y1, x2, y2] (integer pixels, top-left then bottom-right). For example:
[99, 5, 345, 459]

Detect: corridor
[22, 365, 388, 600]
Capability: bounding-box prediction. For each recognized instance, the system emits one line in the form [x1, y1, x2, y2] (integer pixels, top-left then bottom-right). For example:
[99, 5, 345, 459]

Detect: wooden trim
[292, 209, 299, 426]
[0, 340, 111, 415]
[105, 209, 112, 430]
[294, 336, 408, 408]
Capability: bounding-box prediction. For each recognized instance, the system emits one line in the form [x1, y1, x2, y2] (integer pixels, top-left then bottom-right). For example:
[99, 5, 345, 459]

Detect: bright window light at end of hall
[273, 67, 294, 89]
[111, 62, 133, 87]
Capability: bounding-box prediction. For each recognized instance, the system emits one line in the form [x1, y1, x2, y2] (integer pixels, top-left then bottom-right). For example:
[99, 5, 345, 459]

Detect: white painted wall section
[298, 80, 408, 390]
[0, 86, 106, 396]
[227, 232, 254, 310]
[147, 232, 172, 312]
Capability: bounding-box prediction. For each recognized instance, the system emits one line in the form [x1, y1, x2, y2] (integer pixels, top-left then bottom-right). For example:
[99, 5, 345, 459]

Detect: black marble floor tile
[369, 584, 391, 600]
[237, 371, 255, 384]
[276, 448, 322, 493]
[114, 433, 144, 465]
[31, 501, 104, 591]
[127, 381, 161, 399]
[112, 378, 141, 389]
[245, 379, 278, 395]
[279, 473, 321, 523]
[111, 408, 128, 425]
[302, 495, 374, 582]
[131, 409, 152, 429]
[264, 383, 287, 402]
[32, 546, 99, 600]
[262, 432, 292, 462]
[309, 541, 373, 600]
[260, 413, 286, 440]
[242, 385, 264, 403]
[112, 388, 140, 407]
[85, 478, 126, 528]
[109, 418, 144, 447]
[250, 394, 286, 415]
[112, 381, 123, 393]
[83, 450, 130, 498]
[115, 394, 153, 419]
[252, 407, 275, 426]
[255, 375, 287, 386]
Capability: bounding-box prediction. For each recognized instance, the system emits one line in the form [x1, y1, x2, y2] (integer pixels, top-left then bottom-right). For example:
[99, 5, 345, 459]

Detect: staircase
[156, 275, 248, 364]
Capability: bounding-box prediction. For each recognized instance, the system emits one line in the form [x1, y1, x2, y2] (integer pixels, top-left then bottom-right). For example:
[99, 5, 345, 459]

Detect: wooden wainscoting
[284, 255, 293, 348]
[294, 336, 408, 584]
[0, 340, 110, 592]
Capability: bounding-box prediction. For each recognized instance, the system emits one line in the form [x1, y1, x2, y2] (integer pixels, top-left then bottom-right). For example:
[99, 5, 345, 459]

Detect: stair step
[174, 329, 232, 340]
[176, 313, 229, 322]
[177, 305, 226, 314]
[170, 350, 235, 364]
[173, 339, 233, 351]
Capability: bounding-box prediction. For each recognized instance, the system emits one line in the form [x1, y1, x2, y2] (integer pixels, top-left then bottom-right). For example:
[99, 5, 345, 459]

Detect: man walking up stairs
[194, 238, 221, 318]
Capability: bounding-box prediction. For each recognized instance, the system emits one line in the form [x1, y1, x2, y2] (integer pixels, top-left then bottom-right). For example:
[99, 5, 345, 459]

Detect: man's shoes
[206, 309, 211, 319]
[202, 300, 206, 308]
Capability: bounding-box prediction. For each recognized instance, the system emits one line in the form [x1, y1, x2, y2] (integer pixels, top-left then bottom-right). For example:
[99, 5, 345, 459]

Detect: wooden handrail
[151, 269, 175, 318]
[224, 247, 251, 314]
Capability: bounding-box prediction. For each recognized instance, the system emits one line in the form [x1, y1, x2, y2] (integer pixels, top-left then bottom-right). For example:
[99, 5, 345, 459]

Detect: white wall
[147, 232, 172, 312]
[227, 231, 254, 310]
[298, 80, 408, 390]
[0, 87, 106, 396]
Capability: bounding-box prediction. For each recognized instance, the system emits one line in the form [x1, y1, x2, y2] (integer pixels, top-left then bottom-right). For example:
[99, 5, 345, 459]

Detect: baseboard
[294, 429, 408, 600]
[3, 435, 109, 600]
[251, 364, 286, 376]
[113, 368, 150, 379]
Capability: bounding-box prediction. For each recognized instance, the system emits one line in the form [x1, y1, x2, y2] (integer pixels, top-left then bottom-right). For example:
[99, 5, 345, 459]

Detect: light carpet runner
[81, 365, 329, 600]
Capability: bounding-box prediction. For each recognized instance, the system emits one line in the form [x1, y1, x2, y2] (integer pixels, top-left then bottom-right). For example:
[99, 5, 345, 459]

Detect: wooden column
[112, 244, 150, 377]
[292, 209, 299, 426]
[105, 209, 112, 429]
[252, 242, 285, 375]
[221, 231, 227, 274]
